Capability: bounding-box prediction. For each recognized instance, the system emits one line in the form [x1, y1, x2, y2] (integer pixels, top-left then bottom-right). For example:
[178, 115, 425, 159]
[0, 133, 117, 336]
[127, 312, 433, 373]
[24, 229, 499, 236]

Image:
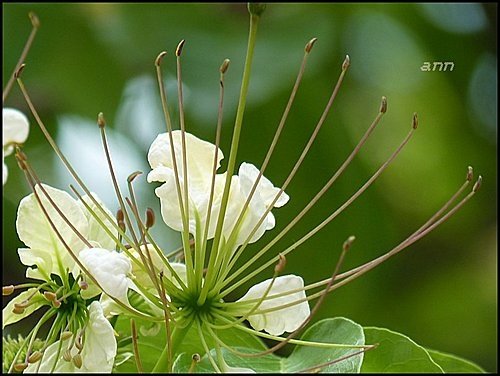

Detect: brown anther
[466, 166, 474, 182]
[12, 306, 25, 315]
[176, 40, 186, 57]
[29, 12, 40, 28]
[118, 219, 126, 233]
[97, 112, 106, 128]
[73, 354, 83, 369]
[63, 350, 72, 362]
[155, 51, 167, 66]
[28, 351, 43, 364]
[3, 285, 15, 296]
[43, 291, 57, 301]
[305, 37, 318, 53]
[52, 299, 61, 308]
[14, 300, 28, 309]
[78, 280, 88, 290]
[220, 59, 230, 74]
[192, 353, 201, 362]
[412, 112, 418, 129]
[146, 207, 155, 228]
[473, 176, 482, 192]
[60, 331, 73, 341]
[75, 335, 83, 351]
[13, 363, 28, 372]
[116, 208, 124, 223]
[343, 236, 356, 252]
[274, 253, 287, 274]
[342, 55, 350, 71]
[127, 170, 143, 183]
[379, 96, 387, 114]
[14, 63, 26, 79]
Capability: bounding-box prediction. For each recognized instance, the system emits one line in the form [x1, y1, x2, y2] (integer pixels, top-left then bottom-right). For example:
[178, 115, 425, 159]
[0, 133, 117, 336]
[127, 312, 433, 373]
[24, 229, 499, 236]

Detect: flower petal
[3, 108, 29, 149]
[25, 302, 116, 373]
[148, 130, 223, 185]
[237, 275, 310, 336]
[77, 193, 116, 250]
[16, 184, 89, 278]
[79, 248, 132, 304]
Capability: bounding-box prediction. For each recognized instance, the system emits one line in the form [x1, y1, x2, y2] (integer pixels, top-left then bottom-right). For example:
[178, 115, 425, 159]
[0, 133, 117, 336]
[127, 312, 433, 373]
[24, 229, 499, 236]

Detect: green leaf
[174, 317, 365, 373]
[426, 349, 486, 373]
[284, 317, 365, 373]
[361, 326, 444, 373]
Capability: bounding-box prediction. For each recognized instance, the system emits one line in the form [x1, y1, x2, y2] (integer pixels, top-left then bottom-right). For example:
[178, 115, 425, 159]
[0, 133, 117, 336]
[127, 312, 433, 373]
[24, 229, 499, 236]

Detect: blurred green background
[3, 3, 497, 372]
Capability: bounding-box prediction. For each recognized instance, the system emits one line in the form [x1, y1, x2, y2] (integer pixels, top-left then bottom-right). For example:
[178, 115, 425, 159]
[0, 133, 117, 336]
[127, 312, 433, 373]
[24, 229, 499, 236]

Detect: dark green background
[3, 3, 497, 372]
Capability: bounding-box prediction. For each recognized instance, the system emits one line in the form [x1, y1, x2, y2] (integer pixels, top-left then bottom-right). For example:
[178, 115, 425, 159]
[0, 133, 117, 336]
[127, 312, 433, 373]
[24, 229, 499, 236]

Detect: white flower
[25, 301, 117, 373]
[16, 184, 115, 281]
[224, 162, 289, 247]
[147, 130, 227, 239]
[147, 131, 288, 248]
[3, 108, 29, 185]
[237, 275, 310, 336]
[79, 247, 132, 304]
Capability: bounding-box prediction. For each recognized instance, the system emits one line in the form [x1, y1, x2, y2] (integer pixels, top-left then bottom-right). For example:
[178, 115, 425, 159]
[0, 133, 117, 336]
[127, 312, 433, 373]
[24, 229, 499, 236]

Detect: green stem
[199, 12, 261, 306]
[151, 319, 193, 373]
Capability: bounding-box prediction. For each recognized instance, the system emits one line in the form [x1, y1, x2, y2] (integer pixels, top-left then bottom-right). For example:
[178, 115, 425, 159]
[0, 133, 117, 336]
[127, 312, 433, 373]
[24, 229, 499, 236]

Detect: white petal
[238, 162, 289, 208]
[79, 248, 131, 304]
[16, 184, 89, 277]
[148, 130, 223, 185]
[77, 193, 116, 250]
[18, 248, 53, 281]
[3, 108, 29, 147]
[222, 163, 289, 247]
[237, 275, 310, 336]
[80, 301, 117, 372]
[25, 302, 116, 373]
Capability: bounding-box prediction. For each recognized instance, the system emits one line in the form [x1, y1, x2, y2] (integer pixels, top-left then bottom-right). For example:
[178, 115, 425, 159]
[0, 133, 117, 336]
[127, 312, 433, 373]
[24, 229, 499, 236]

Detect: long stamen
[296, 345, 377, 373]
[210, 312, 368, 350]
[199, 9, 262, 306]
[155, 51, 195, 287]
[198, 59, 230, 290]
[214, 38, 319, 286]
[219, 112, 415, 298]
[223, 237, 354, 358]
[324, 177, 481, 295]
[98, 114, 141, 249]
[215, 56, 354, 290]
[196, 320, 221, 373]
[252, 173, 481, 304]
[217, 97, 387, 296]
[15, 70, 137, 251]
[3, 12, 39, 102]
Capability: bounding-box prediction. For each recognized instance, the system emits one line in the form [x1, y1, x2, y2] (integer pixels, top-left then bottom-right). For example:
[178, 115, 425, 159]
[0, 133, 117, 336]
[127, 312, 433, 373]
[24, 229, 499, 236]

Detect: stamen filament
[217, 99, 391, 297]
[3, 12, 39, 102]
[199, 11, 261, 306]
[215, 57, 355, 291]
[155, 51, 195, 289]
[214, 38, 320, 288]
